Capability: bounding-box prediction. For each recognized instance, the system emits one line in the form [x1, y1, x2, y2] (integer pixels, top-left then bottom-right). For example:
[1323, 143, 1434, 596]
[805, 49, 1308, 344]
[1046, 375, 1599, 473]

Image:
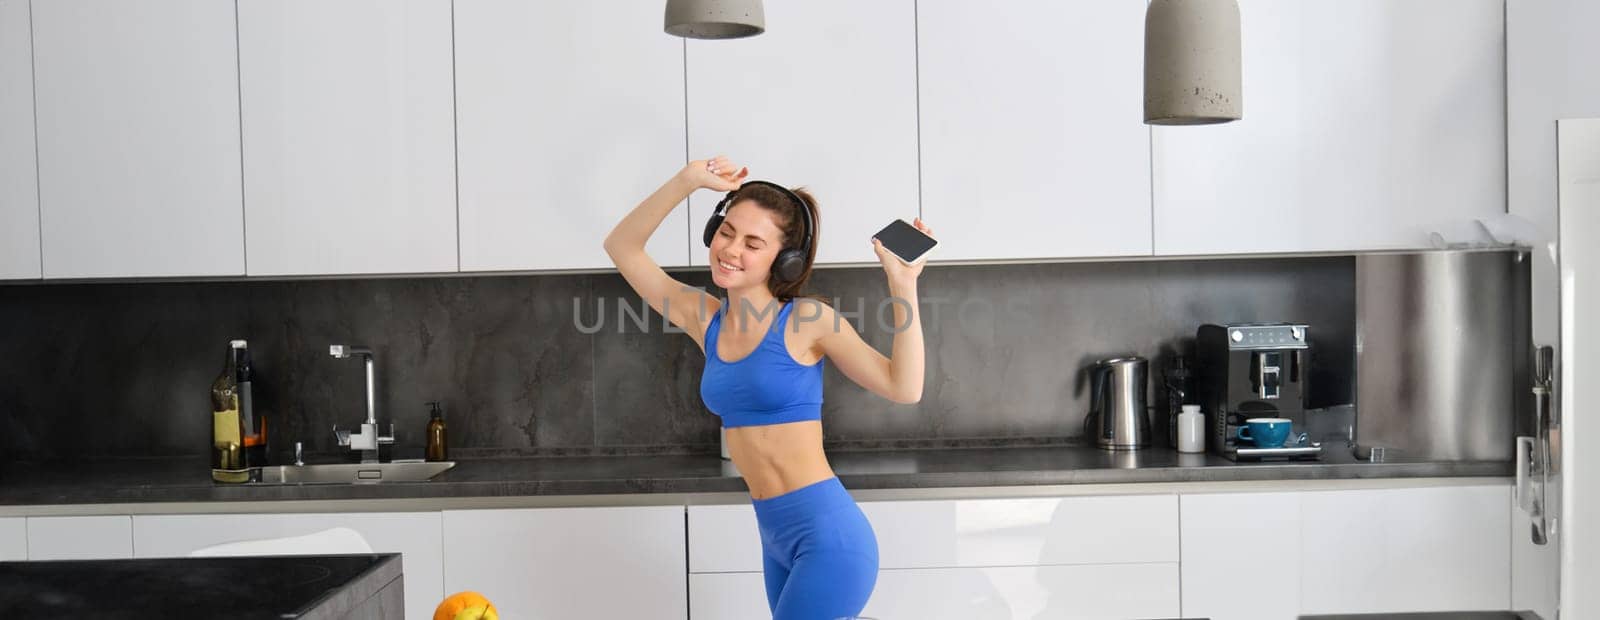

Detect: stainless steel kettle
[1085, 357, 1151, 450]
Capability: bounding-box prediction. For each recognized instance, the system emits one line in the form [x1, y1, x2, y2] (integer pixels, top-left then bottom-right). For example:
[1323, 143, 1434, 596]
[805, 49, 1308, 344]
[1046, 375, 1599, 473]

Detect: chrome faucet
[329, 344, 394, 464]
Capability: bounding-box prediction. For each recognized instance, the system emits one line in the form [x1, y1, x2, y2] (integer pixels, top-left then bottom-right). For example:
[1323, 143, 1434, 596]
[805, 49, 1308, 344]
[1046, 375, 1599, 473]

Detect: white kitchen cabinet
[688, 572, 769, 620]
[238, 0, 456, 276]
[0, 517, 25, 560]
[455, 0, 688, 272]
[27, 515, 131, 560]
[1180, 485, 1512, 618]
[691, 494, 1178, 572]
[1299, 485, 1511, 615]
[918, 0, 1152, 261]
[868, 494, 1178, 568]
[690, 563, 1180, 620]
[865, 563, 1179, 620]
[132, 512, 443, 620]
[685, 0, 918, 266]
[1152, 0, 1505, 255]
[31, 0, 243, 279]
[1180, 492, 1302, 620]
[442, 506, 686, 619]
[0, 0, 39, 280]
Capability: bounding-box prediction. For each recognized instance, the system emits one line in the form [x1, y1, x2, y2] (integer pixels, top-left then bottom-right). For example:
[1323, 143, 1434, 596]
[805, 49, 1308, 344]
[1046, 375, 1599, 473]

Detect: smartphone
[872, 219, 938, 264]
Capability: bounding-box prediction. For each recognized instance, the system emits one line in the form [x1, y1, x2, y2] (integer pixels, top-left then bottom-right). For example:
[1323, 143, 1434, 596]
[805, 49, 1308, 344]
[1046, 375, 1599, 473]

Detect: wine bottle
[211, 340, 249, 483]
[236, 341, 267, 469]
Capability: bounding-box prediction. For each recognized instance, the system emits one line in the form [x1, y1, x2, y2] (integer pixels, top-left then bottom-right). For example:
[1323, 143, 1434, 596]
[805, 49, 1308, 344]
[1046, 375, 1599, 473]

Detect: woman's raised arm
[602, 157, 747, 350]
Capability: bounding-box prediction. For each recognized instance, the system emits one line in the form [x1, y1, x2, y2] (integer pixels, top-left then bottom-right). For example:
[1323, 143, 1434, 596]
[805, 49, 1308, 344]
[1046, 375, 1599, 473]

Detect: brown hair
[728, 183, 821, 302]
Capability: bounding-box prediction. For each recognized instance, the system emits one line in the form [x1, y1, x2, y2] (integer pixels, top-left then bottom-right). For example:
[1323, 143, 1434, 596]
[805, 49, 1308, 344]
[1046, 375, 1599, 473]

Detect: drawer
[690, 562, 1180, 620]
[1, 517, 27, 560]
[27, 515, 132, 560]
[688, 503, 764, 573]
[690, 494, 1179, 572]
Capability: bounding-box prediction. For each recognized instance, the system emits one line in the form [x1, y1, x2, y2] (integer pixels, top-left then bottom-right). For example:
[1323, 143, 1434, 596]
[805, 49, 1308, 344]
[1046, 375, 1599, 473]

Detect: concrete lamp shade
[664, 0, 765, 40]
[1144, 0, 1243, 125]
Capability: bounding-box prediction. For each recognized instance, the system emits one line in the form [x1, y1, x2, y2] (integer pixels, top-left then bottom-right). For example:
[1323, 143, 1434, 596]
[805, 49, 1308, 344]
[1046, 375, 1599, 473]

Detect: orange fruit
[434, 591, 498, 620]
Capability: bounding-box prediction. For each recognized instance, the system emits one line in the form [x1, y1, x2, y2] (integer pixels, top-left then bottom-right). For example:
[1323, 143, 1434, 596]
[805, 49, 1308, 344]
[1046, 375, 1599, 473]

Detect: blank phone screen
[872, 220, 937, 263]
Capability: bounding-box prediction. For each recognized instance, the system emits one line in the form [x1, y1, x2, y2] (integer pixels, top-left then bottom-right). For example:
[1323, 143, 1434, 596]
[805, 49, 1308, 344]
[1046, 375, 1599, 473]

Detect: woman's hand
[678, 155, 749, 192]
[872, 217, 934, 286]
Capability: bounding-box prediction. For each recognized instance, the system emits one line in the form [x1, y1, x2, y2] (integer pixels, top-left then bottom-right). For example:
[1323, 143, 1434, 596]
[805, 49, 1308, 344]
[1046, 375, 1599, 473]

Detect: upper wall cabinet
[1152, 0, 1506, 255]
[0, 0, 40, 280]
[686, 0, 918, 266]
[456, 0, 688, 272]
[238, 0, 456, 276]
[919, 0, 1153, 261]
[32, 0, 243, 279]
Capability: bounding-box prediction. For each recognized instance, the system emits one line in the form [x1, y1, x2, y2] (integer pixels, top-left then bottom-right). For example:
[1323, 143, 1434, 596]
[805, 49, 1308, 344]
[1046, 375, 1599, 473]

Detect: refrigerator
[1512, 118, 1600, 620]
[1557, 118, 1600, 618]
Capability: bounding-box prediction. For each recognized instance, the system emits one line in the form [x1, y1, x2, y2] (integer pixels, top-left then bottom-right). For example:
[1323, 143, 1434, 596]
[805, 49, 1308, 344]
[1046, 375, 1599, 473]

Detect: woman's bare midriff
[725, 420, 836, 500]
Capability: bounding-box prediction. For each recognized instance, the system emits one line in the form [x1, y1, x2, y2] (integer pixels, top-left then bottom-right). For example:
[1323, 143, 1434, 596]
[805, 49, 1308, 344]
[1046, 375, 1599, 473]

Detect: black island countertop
[0, 553, 402, 619]
[0, 443, 1513, 509]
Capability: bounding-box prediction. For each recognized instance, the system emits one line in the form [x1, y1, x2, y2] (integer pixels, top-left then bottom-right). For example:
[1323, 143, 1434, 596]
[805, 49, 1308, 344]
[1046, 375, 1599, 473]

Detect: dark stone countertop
[0, 553, 401, 619]
[0, 444, 1513, 508]
[1300, 613, 1542, 619]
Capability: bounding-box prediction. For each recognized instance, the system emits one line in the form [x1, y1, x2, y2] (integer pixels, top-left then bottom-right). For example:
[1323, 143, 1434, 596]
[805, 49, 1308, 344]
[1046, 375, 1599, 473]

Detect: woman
[603, 156, 931, 619]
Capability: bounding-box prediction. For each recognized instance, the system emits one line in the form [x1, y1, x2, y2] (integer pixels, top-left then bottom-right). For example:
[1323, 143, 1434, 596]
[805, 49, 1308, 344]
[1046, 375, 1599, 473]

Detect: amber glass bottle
[425, 402, 448, 462]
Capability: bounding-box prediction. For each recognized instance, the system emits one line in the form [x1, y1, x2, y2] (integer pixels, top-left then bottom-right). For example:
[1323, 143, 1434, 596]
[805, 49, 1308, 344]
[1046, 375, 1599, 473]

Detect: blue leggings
[753, 477, 879, 620]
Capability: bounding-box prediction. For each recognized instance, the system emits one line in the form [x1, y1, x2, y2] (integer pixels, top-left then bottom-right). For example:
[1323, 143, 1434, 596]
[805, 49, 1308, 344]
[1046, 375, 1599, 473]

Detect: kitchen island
[0, 553, 402, 619]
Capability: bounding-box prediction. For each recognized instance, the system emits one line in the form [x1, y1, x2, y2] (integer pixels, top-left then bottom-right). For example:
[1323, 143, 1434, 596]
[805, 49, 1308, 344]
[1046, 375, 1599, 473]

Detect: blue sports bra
[700, 299, 824, 428]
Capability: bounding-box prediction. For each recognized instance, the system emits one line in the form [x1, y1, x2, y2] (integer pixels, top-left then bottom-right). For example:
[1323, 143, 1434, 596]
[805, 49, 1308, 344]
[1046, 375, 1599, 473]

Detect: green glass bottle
[211, 340, 249, 483]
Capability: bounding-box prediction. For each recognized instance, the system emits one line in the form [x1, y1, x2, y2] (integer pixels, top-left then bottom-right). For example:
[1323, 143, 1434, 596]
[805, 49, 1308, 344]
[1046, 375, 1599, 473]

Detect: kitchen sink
[253, 461, 456, 485]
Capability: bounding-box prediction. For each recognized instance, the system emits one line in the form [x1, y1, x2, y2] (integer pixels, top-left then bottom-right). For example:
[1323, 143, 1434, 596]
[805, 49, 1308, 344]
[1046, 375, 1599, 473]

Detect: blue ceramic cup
[1235, 417, 1293, 447]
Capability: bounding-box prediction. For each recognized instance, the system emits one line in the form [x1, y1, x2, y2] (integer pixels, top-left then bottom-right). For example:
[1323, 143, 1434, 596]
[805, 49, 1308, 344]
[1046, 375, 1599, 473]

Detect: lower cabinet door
[131, 512, 442, 620]
[1298, 485, 1512, 615]
[442, 506, 687, 620]
[1181, 492, 1301, 620]
[1180, 484, 1513, 618]
[689, 572, 770, 619]
[690, 563, 1180, 620]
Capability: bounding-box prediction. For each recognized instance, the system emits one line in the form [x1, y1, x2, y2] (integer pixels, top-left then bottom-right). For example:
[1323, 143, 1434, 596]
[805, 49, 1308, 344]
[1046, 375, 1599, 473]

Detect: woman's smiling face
[709, 201, 787, 289]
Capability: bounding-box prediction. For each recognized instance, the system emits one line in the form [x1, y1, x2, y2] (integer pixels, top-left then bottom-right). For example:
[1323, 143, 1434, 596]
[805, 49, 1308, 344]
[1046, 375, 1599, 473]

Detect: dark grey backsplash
[0, 257, 1353, 461]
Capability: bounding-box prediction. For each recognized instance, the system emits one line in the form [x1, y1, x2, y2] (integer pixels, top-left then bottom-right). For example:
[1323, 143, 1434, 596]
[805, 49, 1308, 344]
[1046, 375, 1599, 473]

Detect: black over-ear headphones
[702, 180, 816, 283]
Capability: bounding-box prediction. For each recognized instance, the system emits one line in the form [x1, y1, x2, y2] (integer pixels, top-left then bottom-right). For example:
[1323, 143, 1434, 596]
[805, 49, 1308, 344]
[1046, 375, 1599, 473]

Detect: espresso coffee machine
[1195, 323, 1322, 460]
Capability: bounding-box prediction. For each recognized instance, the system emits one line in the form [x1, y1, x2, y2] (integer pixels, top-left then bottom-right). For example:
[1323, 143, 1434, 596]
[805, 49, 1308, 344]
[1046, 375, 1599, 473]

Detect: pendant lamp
[1144, 0, 1242, 125]
[664, 0, 765, 40]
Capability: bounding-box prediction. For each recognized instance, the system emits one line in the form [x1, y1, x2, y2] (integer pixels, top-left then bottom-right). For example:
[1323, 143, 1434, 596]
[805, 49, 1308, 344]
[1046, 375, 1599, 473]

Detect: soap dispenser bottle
[425, 402, 448, 462]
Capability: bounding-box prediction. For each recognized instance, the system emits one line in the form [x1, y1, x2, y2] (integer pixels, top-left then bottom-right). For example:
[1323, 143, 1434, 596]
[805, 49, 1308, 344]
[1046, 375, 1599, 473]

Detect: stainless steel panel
[1355, 250, 1530, 461]
[253, 461, 455, 485]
